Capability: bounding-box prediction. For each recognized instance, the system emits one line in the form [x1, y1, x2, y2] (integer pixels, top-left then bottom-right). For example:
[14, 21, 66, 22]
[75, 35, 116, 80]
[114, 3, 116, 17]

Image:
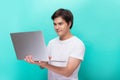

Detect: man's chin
[57, 33, 63, 36]
[56, 32, 61, 36]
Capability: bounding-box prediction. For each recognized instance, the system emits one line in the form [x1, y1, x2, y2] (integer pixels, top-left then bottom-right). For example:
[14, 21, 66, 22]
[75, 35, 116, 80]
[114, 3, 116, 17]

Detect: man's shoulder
[73, 36, 84, 43]
[73, 36, 85, 47]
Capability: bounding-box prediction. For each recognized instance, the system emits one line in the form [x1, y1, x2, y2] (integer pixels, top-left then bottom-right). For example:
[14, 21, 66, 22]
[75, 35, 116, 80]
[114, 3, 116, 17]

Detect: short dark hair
[51, 8, 73, 29]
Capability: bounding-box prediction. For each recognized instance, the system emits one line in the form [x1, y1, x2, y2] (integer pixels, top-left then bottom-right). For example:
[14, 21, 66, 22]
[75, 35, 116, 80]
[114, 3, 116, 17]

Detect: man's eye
[59, 23, 63, 25]
[54, 23, 56, 26]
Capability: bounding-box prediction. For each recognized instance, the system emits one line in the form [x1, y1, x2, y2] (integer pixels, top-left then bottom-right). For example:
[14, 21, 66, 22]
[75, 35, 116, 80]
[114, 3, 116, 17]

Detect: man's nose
[55, 25, 59, 29]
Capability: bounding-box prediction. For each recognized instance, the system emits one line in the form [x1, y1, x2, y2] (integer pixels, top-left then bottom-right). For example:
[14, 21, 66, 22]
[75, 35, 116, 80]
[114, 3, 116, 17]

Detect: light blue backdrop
[0, 0, 120, 80]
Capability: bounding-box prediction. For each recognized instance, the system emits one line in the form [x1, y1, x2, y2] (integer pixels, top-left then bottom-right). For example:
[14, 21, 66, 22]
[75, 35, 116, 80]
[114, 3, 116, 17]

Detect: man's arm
[24, 56, 81, 77]
[39, 57, 81, 77]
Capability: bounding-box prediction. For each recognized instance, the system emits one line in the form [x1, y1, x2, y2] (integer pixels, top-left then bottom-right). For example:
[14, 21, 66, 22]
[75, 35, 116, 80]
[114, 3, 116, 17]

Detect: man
[24, 8, 85, 80]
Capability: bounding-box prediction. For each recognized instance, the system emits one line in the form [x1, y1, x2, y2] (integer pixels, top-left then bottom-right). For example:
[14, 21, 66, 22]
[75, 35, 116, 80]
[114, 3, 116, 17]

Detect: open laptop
[10, 31, 49, 61]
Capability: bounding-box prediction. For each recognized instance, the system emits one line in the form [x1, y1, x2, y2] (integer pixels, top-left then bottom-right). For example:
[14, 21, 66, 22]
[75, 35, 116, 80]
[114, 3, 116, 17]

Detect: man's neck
[59, 32, 73, 40]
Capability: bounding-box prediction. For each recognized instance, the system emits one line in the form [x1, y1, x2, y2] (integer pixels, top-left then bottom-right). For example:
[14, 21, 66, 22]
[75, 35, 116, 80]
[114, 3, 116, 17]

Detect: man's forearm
[44, 64, 72, 77]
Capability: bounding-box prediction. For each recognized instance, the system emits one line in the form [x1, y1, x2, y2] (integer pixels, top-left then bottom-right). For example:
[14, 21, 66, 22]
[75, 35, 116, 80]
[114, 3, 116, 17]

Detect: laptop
[10, 31, 49, 61]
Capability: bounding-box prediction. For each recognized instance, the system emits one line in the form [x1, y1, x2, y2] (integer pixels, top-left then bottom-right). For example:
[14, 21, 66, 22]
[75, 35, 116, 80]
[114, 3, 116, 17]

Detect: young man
[24, 8, 85, 80]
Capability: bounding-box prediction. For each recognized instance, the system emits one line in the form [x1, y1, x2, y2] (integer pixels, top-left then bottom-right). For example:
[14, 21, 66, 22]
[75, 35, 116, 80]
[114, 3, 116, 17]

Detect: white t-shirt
[47, 36, 85, 80]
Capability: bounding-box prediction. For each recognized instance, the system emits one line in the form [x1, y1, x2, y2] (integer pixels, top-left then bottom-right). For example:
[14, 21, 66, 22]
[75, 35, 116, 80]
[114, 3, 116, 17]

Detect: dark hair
[51, 8, 73, 29]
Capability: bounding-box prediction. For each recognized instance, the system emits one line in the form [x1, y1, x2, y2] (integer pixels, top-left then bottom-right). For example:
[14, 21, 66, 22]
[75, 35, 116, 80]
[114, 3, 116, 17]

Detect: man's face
[53, 17, 70, 37]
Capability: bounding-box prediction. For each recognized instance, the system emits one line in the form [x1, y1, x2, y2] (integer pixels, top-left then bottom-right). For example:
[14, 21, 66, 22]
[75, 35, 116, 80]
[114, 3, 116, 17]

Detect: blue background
[0, 0, 120, 80]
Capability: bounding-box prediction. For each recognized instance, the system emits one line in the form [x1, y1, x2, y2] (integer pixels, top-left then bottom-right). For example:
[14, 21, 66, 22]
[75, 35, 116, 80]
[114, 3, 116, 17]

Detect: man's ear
[68, 22, 72, 28]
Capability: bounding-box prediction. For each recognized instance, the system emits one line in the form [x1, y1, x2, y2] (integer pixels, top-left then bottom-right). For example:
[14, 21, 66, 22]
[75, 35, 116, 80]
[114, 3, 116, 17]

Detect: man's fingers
[29, 56, 34, 63]
[24, 55, 42, 65]
[24, 55, 34, 63]
[26, 56, 31, 62]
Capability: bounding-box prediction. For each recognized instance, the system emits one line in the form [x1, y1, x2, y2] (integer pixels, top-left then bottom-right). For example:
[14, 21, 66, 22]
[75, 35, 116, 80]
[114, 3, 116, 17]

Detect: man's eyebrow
[53, 21, 63, 24]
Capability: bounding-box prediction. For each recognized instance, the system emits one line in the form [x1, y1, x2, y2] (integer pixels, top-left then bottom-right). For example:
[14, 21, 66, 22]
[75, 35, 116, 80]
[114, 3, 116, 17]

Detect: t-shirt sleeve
[70, 42, 85, 61]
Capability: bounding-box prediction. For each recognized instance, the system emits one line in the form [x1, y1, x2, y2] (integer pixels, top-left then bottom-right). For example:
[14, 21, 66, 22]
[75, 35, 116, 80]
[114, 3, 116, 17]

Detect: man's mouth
[56, 30, 61, 33]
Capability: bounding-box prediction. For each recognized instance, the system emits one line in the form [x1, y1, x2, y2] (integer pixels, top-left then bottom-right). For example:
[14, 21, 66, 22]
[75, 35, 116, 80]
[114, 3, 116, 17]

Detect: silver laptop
[10, 31, 49, 61]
